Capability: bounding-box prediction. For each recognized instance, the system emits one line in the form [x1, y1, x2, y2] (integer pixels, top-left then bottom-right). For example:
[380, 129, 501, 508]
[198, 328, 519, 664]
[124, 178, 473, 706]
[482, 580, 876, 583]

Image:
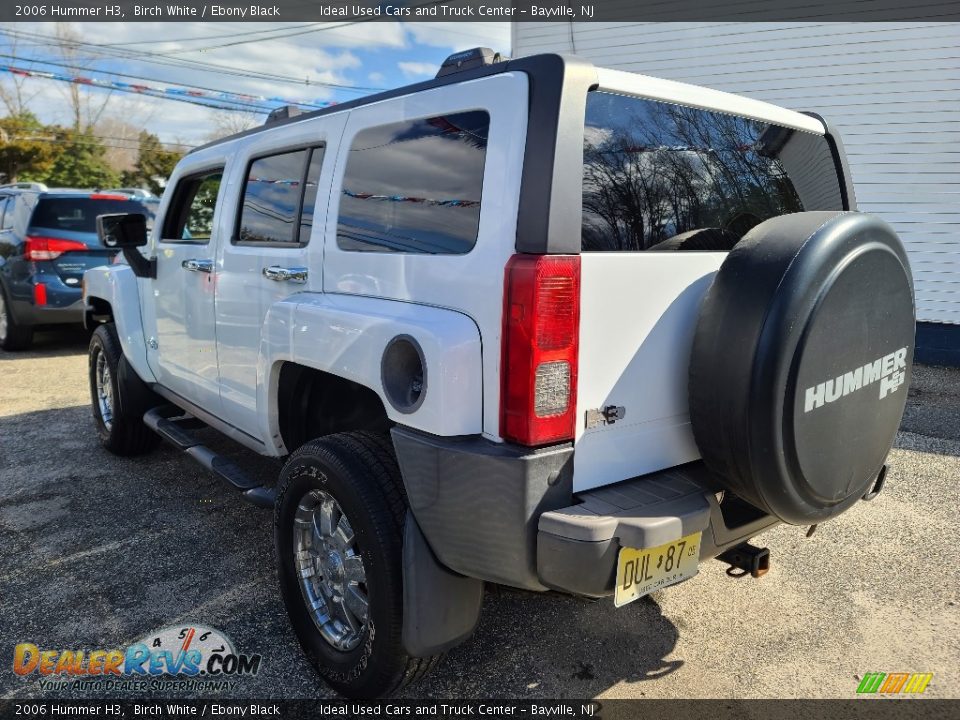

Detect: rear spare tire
[689, 211, 915, 525]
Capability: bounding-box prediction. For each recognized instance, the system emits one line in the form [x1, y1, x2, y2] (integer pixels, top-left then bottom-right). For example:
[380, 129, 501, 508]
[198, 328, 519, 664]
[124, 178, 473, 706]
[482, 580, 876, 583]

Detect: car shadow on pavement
[412, 587, 682, 698]
[0, 326, 91, 361]
[0, 403, 683, 700]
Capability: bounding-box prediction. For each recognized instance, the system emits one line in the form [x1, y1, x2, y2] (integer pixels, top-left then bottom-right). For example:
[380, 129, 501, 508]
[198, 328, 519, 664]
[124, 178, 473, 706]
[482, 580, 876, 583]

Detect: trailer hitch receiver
[717, 542, 770, 578]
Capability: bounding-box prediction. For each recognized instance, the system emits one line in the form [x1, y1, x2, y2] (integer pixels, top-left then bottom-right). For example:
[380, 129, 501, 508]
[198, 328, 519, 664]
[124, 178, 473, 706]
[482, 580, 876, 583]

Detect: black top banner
[2, 0, 959, 23]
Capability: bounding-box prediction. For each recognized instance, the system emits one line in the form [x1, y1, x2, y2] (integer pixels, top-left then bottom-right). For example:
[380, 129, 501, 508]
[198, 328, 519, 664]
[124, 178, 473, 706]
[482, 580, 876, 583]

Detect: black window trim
[232, 142, 326, 249]
[160, 164, 227, 245]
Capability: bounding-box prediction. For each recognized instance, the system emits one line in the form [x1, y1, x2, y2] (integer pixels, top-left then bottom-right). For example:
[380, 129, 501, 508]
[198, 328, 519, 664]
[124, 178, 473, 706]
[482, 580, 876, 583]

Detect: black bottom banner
[1, 699, 958, 720]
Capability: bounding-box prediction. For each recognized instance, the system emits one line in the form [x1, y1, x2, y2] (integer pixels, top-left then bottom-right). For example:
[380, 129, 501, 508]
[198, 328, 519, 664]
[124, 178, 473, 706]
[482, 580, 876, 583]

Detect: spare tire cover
[689, 211, 915, 525]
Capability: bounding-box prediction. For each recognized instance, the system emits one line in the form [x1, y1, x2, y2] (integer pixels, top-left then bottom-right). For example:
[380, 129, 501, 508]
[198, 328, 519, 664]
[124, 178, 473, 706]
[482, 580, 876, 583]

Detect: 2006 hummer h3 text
[82, 49, 916, 698]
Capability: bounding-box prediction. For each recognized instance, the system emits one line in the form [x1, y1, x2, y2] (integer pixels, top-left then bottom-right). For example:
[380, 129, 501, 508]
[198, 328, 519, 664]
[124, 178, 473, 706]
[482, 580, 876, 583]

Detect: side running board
[143, 406, 276, 508]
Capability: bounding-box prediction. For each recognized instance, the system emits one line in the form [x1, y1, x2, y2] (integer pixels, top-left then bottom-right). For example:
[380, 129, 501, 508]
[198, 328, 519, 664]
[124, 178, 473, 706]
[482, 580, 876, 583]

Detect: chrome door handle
[262, 265, 308, 284]
[182, 258, 213, 273]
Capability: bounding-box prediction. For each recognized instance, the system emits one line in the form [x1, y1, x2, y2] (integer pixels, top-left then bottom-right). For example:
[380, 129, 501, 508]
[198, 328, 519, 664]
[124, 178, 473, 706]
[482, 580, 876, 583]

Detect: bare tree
[53, 23, 113, 131]
[0, 34, 40, 116]
[203, 110, 263, 142]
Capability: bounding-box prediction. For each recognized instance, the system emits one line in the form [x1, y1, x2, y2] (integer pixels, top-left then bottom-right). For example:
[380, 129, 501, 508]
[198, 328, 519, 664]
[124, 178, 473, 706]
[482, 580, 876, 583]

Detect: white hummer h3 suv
[83, 49, 915, 698]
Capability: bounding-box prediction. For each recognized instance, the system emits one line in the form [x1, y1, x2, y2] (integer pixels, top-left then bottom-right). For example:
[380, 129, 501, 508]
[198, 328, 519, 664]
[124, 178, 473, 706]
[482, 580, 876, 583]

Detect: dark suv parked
[0, 188, 150, 350]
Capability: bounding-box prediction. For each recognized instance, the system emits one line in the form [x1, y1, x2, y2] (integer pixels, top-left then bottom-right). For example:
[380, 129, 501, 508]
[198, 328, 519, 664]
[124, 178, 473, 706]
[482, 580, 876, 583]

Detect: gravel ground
[1, 328, 958, 700]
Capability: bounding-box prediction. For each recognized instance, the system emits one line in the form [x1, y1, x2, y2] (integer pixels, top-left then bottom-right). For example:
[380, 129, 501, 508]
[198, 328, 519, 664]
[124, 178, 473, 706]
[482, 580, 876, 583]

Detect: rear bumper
[10, 295, 85, 326]
[537, 469, 778, 597]
[5, 269, 84, 327]
[391, 427, 778, 596]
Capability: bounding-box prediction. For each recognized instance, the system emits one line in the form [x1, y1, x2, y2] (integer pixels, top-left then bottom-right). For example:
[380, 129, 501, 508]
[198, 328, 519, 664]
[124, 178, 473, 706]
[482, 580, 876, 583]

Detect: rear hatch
[27, 194, 150, 285]
[573, 83, 847, 492]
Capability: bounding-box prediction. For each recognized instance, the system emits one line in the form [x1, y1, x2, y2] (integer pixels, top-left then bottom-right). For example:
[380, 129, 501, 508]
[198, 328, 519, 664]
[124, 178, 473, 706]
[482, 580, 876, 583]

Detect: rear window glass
[582, 91, 844, 252]
[337, 110, 489, 254]
[30, 197, 149, 234]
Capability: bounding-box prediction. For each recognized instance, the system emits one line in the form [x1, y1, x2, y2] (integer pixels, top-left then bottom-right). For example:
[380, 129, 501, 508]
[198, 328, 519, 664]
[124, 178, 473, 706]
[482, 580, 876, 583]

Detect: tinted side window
[0, 198, 9, 229]
[337, 111, 489, 254]
[162, 169, 223, 243]
[582, 91, 844, 252]
[237, 147, 324, 246]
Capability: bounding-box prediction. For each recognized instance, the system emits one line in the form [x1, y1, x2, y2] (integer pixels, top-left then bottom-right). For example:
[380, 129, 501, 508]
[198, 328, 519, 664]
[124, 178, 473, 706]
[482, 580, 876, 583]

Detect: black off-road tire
[275, 431, 442, 698]
[88, 324, 159, 456]
[0, 283, 33, 351]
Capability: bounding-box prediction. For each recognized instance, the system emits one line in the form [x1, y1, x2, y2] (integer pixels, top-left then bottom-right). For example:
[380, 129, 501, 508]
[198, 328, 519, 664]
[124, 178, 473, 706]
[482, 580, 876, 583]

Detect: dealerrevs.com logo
[803, 347, 908, 413]
[12, 625, 261, 693]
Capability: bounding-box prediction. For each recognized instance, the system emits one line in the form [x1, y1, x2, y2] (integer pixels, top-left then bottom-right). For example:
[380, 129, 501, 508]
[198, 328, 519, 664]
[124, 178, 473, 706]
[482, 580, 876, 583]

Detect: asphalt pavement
[1, 328, 957, 700]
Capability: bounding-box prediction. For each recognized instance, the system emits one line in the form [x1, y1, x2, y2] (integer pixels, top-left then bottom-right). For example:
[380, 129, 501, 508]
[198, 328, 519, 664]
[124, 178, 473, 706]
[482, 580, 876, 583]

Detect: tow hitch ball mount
[718, 543, 770, 578]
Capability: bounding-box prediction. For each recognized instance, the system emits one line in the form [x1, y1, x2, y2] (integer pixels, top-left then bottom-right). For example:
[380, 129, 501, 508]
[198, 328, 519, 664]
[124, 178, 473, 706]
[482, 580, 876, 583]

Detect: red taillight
[33, 282, 47, 306]
[25, 235, 87, 261]
[89, 193, 129, 201]
[500, 254, 581, 446]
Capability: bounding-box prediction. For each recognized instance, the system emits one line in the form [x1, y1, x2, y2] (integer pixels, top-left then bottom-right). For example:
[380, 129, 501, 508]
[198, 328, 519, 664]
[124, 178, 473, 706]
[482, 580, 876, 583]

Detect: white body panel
[257, 294, 483, 455]
[93, 76, 515, 452]
[322, 72, 529, 440]
[143, 153, 233, 417]
[574, 254, 724, 492]
[568, 69, 827, 491]
[213, 114, 348, 438]
[514, 21, 960, 324]
[83, 264, 155, 383]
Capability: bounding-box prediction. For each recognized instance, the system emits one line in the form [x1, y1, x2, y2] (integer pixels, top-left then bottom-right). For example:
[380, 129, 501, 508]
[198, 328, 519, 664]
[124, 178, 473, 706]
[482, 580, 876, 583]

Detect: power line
[183, 19, 374, 51]
[0, 65, 279, 114]
[1, 28, 382, 92]
[99, 22, 327, 47]
[14, 135, 194, 152]
[0, 54, 336, 111]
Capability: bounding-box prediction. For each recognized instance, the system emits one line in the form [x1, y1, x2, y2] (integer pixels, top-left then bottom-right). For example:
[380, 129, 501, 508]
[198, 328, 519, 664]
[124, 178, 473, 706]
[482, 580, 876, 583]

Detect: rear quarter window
[582, 91, 844, 252]
[30, 197, 149, 234]
[336, 110, 489, 254]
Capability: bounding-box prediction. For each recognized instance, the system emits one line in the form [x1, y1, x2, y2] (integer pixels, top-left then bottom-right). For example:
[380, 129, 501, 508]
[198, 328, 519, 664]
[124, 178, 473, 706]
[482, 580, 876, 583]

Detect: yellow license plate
[615, 532, 702, 608]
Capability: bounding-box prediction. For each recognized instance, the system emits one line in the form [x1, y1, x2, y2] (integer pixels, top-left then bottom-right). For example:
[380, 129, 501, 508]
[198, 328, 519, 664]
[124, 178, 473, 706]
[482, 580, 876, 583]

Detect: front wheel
[0, 285, 33, 351]
[274, 431, 441, 698]
[88, 324, 159, 455]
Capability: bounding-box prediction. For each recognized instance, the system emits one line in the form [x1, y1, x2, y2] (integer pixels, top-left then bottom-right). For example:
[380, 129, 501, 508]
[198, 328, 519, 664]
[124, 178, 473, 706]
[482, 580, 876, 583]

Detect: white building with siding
[512, 22, 960, 364]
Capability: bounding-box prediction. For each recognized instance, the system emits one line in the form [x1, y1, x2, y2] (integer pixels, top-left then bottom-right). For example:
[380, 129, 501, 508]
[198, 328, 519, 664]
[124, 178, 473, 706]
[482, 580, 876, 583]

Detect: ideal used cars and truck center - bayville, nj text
[31, 5, 550, 19]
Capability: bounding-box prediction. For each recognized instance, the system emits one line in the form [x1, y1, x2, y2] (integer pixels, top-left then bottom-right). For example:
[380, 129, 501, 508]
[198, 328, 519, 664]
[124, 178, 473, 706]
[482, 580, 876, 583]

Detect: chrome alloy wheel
[0, 292, 7, 342]
[293, 489, 369, 651]
[94, 350, 115, 431]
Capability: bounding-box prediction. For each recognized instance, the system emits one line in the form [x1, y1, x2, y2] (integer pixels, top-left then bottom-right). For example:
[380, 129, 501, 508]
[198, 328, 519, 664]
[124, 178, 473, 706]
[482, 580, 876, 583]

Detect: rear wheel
[88, 324, 159, 455]
[275, 431, 441, 698]
[0, 285, 33, 351]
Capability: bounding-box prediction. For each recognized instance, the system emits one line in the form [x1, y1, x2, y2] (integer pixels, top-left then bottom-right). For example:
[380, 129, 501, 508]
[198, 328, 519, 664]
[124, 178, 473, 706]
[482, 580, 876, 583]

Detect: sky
[0, 21, 511, 149]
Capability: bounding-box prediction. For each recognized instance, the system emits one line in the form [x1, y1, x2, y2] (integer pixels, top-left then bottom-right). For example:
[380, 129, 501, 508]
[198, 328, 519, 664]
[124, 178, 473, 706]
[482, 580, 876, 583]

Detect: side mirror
[97, 213, 155, 279]
[97, 213, 148, 249]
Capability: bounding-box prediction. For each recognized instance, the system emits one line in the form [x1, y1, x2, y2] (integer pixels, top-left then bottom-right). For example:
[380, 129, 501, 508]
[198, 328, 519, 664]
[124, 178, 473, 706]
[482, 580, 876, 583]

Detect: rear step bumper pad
[538, 463, 750, 597]
[143, 406, 275, 508]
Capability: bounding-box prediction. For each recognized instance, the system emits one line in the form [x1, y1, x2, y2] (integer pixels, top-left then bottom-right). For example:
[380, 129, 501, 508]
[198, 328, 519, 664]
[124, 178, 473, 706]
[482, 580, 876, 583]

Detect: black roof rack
[265, 105, 304, 125]
[436, 47, 507, 78]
